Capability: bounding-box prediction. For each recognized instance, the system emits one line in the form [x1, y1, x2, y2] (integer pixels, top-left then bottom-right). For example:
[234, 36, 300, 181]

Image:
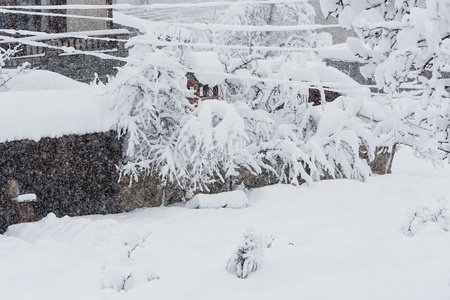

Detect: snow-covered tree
[217, 1, 329, 53]
[320, 0, 450, 159]
[211, 2, 376, 184]
[109, 38, 191, 185]
[222, 48, 376, 184]
[111, 1, 380, 198]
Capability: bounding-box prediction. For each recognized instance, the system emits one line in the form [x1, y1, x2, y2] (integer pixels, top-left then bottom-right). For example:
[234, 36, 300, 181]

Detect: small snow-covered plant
[101, 230, 158, 292]
[403, 197, 449, 236]
[262, 235, 276, 248]
[227, 229, 264, 279]
[122, 230, 152, 260]
[0, 45, 28, 89]
[101, 266, 159, 292]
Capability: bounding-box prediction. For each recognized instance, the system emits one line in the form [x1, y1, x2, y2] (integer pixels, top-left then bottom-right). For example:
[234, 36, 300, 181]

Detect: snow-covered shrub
[0, 45, 28, 89]
[225, 53, 376, 184]
[403, 198, 449, 236]
[101, 230, 159, 292]
[101, 265, 159, 292]
[217, 2, 377, 183]
[227, 229, 264, 279]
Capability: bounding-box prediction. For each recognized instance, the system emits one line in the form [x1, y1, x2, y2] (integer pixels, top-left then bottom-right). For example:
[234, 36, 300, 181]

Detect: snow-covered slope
[1, 147, 450, 300]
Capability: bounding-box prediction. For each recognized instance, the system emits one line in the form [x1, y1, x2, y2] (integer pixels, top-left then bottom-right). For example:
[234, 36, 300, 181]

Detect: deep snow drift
[1, 146, 450, 300]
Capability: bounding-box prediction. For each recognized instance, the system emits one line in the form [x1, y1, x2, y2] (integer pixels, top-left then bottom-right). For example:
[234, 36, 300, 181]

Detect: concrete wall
[67, 0, 110, 32]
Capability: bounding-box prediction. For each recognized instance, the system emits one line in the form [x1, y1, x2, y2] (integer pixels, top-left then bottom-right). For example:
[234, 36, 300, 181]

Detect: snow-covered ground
[1, 146, 450, 300]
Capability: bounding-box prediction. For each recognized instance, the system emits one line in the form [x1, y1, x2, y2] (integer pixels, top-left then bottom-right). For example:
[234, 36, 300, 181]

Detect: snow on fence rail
[1, 1, 426, 96]
[0, 0, 320, 10]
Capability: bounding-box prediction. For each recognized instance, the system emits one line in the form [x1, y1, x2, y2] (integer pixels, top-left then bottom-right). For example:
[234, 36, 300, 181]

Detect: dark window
[49, 0, 66, 33]
[202, 84, 208, 97]
[212, 86, 218, 97]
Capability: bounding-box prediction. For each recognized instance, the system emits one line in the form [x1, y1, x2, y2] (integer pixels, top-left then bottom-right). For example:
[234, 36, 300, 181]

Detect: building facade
[0, 0, 113, 33]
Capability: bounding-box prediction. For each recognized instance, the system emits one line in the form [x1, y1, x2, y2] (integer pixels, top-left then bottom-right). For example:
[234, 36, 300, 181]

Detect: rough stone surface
[0, 130, 122, 233]
[119, 174, 185, 211]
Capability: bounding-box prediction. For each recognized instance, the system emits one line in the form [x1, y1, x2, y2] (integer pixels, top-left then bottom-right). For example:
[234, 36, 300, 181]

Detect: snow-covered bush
[320, 0, 450, 160]
[403, 197, 449, 236]
[227, 229, 264, 279]
[215, 2, 377, 184]
[101, 230, 158, 292]
[0, 45, 28, 89]
[101, 265, 159, 292]
[225, 53, 376, 184]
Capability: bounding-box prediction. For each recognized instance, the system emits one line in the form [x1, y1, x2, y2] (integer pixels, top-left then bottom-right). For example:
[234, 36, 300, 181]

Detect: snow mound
[186, 190, 248, 209]
[0, 69, 87, 92]
[6, 213, 145, 259]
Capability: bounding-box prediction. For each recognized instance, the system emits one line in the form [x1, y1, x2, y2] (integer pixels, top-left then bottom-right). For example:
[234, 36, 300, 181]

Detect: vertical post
[12, 194, 37, 223]
[161, 179, 167, 207]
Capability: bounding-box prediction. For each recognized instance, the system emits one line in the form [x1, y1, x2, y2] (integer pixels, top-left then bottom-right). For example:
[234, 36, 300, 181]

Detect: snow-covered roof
[0, 70, 117, 143]
[185, 51, 225, 86]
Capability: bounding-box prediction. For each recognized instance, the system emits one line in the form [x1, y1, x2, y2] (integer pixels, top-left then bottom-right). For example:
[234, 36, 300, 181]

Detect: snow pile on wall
[0, 70, 117, 143]
[185, 51, 225, 86]
[186, 190, 248, 209]
[0, 69, 87, 92]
